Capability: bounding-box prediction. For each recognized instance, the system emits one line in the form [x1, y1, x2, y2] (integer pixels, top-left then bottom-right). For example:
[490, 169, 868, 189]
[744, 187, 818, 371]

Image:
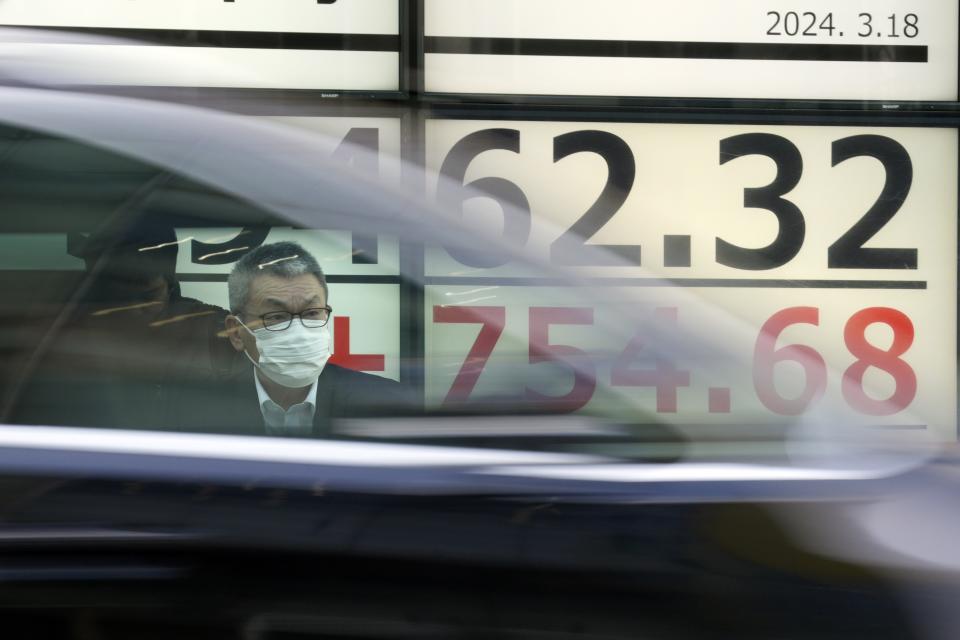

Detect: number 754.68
[435, 304, 916, 417]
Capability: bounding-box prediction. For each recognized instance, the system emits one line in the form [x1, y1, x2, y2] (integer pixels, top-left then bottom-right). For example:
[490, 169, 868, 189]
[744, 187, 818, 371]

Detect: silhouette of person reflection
[13, 215, 240, 429]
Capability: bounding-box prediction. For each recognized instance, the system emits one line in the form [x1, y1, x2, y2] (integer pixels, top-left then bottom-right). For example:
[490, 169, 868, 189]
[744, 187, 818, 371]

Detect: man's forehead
[248, 274, 325, 304]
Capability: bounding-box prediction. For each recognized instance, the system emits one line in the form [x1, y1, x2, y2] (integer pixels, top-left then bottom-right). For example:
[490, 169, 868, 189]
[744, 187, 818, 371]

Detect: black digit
[859, 13, 873, 37]
[887, 14, 901, 38]
[819, 13, 836, 35]
[438, 129, 531, 268]
[191, 227, 270, 265]
[551, 130, 639, 265]
[904, 14, 919, 38]
[767, 12, 781, 35]
[333, 127, 380, 264]
[828, 135, 916, 269]
[783, 12, 799, 36]
[802, 12, 817, 36]
[717, 134, 804, 270]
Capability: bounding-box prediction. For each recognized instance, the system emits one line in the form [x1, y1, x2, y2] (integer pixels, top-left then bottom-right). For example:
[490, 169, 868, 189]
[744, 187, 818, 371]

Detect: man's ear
[224, 315, 245, 352]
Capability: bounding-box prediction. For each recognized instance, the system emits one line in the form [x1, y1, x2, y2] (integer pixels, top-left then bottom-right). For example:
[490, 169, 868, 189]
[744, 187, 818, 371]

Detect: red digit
[329, 316, 385, 372]
[753, 307, 827, 415]
[610, 307, 690, 413]
[527, 307, 596, 412]
[433, 306, 506, 404]
[842, 307, 916, 415]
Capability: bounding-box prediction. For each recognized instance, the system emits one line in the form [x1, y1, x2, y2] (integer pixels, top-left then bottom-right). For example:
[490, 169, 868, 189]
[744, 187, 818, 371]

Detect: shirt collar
[253, 369, 318, 412]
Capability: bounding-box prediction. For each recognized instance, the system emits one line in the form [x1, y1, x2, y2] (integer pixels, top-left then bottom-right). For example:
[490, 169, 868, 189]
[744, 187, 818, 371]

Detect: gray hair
[227, 241, 328, 314]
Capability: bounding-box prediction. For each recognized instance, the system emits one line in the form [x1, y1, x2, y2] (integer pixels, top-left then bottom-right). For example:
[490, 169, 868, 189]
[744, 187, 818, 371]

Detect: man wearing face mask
[174, 241, 405, 437]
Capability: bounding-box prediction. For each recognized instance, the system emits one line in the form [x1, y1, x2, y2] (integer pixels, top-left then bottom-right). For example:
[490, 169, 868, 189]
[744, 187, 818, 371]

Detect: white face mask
[239, 319, 331, 388]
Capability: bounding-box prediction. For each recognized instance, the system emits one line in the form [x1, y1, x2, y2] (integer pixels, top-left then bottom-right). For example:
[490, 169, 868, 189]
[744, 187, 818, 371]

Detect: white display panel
[426, 284, 954, 440]
[425, 120, 958, 440]
[173, 116, 403, 276]
[0, 0, 400, 90]
[425, 0, 959, 101]
[174, 117, 404, 378]
[0, 0, 399, 33]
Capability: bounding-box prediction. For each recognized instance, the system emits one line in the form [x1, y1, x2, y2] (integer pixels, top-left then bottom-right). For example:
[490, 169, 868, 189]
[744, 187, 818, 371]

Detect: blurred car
[0, 29, 956, 640]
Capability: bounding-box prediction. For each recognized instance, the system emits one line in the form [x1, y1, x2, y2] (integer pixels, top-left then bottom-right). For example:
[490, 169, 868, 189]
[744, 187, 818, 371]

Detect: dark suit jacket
[11, 295, 240, 431]
[167, 363, 416, 438]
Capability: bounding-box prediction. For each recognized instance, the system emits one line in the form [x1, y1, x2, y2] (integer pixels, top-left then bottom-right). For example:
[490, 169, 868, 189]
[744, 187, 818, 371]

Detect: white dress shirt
[253, 371, 318, 436]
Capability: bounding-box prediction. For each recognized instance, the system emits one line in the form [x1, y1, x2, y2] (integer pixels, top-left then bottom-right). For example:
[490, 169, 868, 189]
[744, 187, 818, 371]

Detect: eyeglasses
[255, 306, 332, 331]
